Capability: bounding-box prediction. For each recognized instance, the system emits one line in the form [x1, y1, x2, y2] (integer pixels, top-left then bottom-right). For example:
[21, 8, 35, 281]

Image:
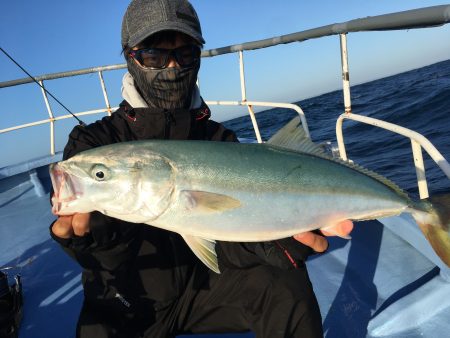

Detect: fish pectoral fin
[180, 190, 241, 213]
[181, 234, 220, 273]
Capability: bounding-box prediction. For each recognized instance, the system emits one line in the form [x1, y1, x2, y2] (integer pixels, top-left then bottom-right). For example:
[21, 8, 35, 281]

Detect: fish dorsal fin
[268, 117, 408, 200]
[180, 190, 241, 213]
[268, 116, 328, 156]
[181, 234, 220, 273]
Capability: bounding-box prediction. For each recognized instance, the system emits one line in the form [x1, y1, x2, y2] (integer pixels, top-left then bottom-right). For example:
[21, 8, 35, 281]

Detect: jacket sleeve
[62, 112, 130, 160]
[50, 212, 141, 271]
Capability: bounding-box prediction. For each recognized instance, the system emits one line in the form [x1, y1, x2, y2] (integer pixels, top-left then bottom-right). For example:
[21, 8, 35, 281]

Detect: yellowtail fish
[50, 118, 450, 273]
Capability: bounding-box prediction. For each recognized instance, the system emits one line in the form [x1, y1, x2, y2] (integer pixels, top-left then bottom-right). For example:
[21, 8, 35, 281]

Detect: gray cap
[121, 0, 205, 48]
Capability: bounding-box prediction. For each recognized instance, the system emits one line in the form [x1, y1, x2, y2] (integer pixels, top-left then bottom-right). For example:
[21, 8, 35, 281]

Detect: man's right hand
[51, 213, 91, 239]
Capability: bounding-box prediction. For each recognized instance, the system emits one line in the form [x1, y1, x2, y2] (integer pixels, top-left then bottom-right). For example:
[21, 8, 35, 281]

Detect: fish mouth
[50, 163, 83, 215]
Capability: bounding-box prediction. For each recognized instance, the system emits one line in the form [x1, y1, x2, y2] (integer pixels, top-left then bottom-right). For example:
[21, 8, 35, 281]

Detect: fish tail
[413, 193, 450, 267]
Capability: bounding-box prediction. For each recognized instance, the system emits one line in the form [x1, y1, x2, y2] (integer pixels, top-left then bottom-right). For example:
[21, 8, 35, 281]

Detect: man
[50, 0, 353, 337]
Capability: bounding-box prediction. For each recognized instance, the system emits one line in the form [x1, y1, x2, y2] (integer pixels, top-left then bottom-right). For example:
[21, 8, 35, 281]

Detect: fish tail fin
[413, 193, 450, 267]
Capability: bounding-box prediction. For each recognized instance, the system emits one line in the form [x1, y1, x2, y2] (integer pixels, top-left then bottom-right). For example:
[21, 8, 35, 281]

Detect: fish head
[50, 144, 175, 223]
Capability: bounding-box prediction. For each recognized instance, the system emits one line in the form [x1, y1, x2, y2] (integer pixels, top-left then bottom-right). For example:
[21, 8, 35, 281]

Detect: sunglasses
[129, 45, 201, 69]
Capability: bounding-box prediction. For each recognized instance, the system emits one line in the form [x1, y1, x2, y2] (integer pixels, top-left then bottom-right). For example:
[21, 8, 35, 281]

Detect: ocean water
[224, 59, 450, 199]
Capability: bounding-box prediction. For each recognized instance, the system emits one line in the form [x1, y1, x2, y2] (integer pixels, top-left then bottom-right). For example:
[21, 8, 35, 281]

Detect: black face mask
[127, 58, 200, 110]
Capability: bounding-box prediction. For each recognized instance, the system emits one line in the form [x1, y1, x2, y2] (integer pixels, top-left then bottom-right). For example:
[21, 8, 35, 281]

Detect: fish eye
[91, 164, 109, 181]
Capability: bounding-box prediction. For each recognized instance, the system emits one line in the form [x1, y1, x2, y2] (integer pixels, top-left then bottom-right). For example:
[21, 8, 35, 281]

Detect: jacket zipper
[164, 110, 175, 139]
[169, 235, 183, 294]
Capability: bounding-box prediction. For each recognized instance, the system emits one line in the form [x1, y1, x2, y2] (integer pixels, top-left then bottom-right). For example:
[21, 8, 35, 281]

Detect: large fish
[50, 118, 450, 273]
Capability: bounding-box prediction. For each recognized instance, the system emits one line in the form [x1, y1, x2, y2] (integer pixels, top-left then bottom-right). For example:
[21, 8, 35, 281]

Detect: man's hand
[293, 220, 354, 253]
[51, 213, 91, 239]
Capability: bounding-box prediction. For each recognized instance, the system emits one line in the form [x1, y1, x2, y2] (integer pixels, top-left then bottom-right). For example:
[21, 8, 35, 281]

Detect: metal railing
[336, 114, 450, 199]
[334, 14, 450, 199]
[1, 5, 450, 194]
[0, 64, 127, 154]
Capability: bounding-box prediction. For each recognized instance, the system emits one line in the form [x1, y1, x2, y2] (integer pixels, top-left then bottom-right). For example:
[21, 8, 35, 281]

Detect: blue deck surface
[1, 158, 449, 338]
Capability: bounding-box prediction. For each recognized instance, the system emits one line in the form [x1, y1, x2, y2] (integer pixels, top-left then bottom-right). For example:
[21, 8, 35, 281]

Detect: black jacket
[50, 100, 315, 332]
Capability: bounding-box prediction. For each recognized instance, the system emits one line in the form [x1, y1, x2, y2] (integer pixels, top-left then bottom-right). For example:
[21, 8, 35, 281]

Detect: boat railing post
[340, 33, 352, 114]
[336, 33, 352, 161]
[336, 115, 348, 161]
[98, 71, 112, 116]
[239, 50, 262, 143]
[411, 139, 429, 199]
[39, 80, 55, 156]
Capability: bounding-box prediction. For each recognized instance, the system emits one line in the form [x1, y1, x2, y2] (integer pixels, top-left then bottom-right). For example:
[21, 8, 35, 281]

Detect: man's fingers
[293, 221, 354, 253]
[293, 232, 329, 253]
[321, 220, 354, 237]
[72, 213, 91, 236]
[51, 213, 91, 239]
[51, 215, 74, 239]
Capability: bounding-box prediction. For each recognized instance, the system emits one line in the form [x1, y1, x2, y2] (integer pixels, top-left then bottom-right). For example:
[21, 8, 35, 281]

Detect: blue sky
[1, 0, 449, 167]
